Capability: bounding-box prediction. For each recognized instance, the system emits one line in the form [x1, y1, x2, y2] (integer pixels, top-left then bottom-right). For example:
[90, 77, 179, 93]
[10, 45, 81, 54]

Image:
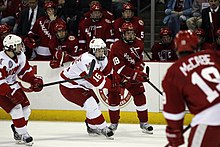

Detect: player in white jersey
[59, 38, 114, 138]
[0, 34, 43, 146]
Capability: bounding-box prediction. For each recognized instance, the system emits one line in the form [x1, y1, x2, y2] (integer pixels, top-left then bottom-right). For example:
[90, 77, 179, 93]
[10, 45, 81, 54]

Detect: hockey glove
[166, 126, 184, 147]
[49, 60, 60, 69]
[6, 89, 25, 104]
[131, 70, 149, 83]
[135, 61, 145, 71]
[30, 76, 43, 92]
[24, 37, 37, 49]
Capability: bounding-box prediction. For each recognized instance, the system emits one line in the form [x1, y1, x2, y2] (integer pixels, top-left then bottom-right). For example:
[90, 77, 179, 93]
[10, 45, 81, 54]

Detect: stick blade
[88, 59, 96, 77]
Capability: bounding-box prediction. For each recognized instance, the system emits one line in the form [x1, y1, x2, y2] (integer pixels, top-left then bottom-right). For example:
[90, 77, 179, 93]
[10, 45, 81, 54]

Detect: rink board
[0, 61, 193, 124]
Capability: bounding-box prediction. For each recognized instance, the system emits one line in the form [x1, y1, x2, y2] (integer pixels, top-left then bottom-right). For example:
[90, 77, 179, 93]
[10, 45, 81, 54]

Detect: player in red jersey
[113, 2, 144, 41]
[162, 30, 220, 147]
[108, 22, 153, 134]
[0, 24, 11, 51]
[49, 19, 80, 69]
[151, 27, 178, 61]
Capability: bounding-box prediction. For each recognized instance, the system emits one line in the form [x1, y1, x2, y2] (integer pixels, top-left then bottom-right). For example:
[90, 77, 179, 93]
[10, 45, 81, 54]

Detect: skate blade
[106, 136, 114, 140]
[25, 141, 34, 146]
[142, 129, 153, 134]
[15, 140, 25, 144]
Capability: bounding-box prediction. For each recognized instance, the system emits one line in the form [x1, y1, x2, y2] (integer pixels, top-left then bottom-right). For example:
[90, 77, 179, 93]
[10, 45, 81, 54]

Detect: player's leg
[188, 124, 220, 147]
[127, 83, 153, 134]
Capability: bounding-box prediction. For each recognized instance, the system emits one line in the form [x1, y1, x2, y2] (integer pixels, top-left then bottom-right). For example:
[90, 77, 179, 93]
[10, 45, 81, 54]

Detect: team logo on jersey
[98, 88, 132, 108]
[68, 36, 75, 41]
[130, 47, 140, 59]
[9, 60, 13, 68]
[138, 20, 144, 26]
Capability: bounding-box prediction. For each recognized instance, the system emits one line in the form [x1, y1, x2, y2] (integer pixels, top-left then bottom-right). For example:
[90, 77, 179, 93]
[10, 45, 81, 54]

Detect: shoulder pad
[105, 19, 111, 24]
[138, 20, 144, 26]
[68, 36, 75, 41]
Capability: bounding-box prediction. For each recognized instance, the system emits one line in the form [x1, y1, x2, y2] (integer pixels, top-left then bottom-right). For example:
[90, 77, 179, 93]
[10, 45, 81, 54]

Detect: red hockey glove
[6, 89, 25, 104]
[131, 70, 149, 83]
[135, 61, 145, 71]
[166, 126, 184, 147]
[49, 60, 60, 69]
[55, 50, 69, 62]
[24, 37, 37, 49]
[30, 76, 43, 92]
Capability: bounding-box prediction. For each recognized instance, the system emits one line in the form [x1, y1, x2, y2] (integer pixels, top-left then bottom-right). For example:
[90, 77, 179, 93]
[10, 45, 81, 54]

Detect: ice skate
[11, 124, 22, 144]
[100, 127, 114, 139]
[140, 123, 153, 134]
[85, 121, 101, 136]
[109, 123, 118, 132]
[21, 133, 34, 146]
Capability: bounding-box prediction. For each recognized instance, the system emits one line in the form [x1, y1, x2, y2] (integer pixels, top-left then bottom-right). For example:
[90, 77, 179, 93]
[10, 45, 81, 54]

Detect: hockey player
[108, 22, 153, 134]
[78, 3, 114, 53]
[113, 2, 144, 41]
[59, 38, 114, 138]
[49, 19, 80, 69]
[0, 34, 43, 146]
[0, 24, 11, 51]
[24, 1, 64, 60]
[151, 27, 178, 61]
[162, 30, 220, 146]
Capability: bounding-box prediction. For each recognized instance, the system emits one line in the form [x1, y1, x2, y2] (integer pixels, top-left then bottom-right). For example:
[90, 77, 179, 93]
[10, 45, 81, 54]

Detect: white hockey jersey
[60, 52, 112, 90]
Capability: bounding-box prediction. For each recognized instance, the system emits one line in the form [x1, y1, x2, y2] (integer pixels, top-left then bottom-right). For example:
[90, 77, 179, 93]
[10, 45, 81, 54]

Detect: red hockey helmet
[0, 24, 10, 35]
[123, 2, 134, 11]
[120, 22, 135, 33]
[174, 30, 199, 53]
[54, 20, 66, 32]
[216, 28, 220, 37]
[160, 27, 172, 37]
[44, 1, 56, 9]
[90, 3, 102, 11]
[194, 28, 205, 37]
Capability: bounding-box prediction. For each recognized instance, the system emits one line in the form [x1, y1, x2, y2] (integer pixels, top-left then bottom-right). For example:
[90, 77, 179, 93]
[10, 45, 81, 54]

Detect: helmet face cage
[90, 4, 102, 22]
[122, 3, 134, 21]
[54, 21, 67, 40]
[3, 34, 25, 55]
[121, 22, 136, 44]
[89, 38, 107, 61]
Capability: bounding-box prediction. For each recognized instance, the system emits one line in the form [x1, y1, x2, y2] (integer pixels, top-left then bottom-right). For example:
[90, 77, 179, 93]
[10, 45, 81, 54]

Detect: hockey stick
[40, 59, 96, 87]
[145, 66, 163, 96]
[164, 124, 191, 147]
[144, 50, 152, 60]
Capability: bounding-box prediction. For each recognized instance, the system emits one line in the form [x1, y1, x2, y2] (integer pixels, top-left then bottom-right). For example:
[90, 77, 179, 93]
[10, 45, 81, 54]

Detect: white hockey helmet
[89, 38, 107, 60]
[3, 34, 24, 55]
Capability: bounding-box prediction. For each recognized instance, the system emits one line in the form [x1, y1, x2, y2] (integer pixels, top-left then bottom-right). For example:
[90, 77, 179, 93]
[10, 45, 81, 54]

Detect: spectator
[24, 1, 63, 60]
[59, 38, 114, 138]
[78, 3, 114, 53]
[162, 30, 220, 147]
[108, 22, 153, 134]
[0, 0, 21, 29]
[201, 0, 220, 43]
[163, 0, 193, 36]
[16, 0, 45, 39]
[49, 19, 80, 69]
[114, 2, 144, 41]
[0, 24, 10, 51]
[151, 27, 178, 61]
[186, 0, 209, 31]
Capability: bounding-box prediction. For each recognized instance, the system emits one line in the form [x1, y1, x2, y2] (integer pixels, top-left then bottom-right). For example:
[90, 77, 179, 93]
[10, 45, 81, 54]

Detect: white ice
[0, 121, 189, 147]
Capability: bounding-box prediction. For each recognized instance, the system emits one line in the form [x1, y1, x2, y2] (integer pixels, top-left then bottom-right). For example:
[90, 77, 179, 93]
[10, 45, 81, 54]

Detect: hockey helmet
[160, 27, 173, 44]
[3, 34, 25, 55]
[0, 24, 10, 39]
[120, 22, 136, 44]
[194, 28, 205, 37]
[174, 30, 199, 53]
[90, 3, 103, 22]
[44, 1, 56, 9]
[122, 2, 134, 21]
[54, 19, 67, 40]
[89, 38, 106, 61]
